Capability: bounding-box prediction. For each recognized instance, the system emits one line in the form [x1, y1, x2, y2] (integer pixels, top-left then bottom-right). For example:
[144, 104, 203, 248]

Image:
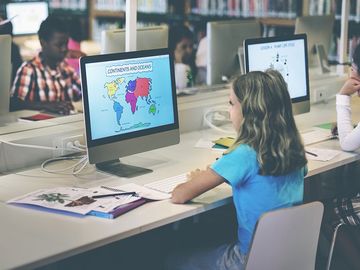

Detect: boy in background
[10, 15, 81, 115]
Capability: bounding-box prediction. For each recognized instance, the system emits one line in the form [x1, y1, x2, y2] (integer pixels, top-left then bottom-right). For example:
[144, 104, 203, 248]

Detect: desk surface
[1, 84, 360, 269]
[1, 124, 360, 269]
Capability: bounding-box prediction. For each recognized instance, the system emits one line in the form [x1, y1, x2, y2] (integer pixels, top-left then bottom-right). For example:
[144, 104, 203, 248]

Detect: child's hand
[187, 168, 202, 180]
[339, 78, 360, 96]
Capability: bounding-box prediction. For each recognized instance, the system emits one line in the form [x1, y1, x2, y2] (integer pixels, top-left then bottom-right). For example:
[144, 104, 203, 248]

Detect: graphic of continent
[113, 101, 123, 126]
[104, 82, 118, 98]
[116, 77, 125, 84]
[149, 103, 156, 115]
[134, 78, 152, 98]
[125, 91, 137, 114]
[126, 79, 136, 92]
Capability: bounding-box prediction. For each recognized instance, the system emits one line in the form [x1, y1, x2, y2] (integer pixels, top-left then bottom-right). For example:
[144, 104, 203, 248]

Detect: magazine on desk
[7, 184, 170, 219]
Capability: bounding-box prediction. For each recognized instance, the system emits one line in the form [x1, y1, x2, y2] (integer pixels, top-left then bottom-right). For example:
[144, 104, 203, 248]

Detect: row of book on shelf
[49, 0, 87, 11]
[94, 0, 168, 13]
[189, 0, 300, 18]
[310, 0, 360, 22]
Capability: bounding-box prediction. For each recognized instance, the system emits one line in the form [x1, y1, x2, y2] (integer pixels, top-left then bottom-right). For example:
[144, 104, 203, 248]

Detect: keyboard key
[144, 173, 188, 194]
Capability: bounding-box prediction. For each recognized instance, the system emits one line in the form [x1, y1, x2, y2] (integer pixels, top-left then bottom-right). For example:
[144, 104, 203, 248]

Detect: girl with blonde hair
[169, 69, 307, 270]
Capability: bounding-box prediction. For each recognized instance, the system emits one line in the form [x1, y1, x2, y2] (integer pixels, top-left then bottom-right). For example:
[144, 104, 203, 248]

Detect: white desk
[1, 77, 360, 269]
[1, 124, 360, 269]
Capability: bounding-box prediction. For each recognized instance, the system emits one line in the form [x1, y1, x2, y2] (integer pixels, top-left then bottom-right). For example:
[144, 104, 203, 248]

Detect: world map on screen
[104, 76, 157, 131]
[86, 55, 175, 140]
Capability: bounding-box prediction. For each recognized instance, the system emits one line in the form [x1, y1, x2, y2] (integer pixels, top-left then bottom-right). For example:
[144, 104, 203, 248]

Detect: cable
[41, 155, 87, 175]
[73, 140, 86, 149]
[0, 140, 76, 152]
[73, 158, 89, 175]
[203, 105, 234, 134]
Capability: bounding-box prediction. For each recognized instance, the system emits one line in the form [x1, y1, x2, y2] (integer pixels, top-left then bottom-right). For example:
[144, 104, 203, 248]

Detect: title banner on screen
[106, 62, 153, 76]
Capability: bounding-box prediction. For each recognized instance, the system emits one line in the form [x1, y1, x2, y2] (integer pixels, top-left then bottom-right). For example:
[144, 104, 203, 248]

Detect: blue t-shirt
[211, 144, 305, 254]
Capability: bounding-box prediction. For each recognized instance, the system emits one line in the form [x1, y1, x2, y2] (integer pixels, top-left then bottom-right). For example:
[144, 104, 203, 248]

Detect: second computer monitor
[244, 34, 310, 115]
[0, 35, 11, 115]
[101, 25, 168, 54]
[207, 20, 261, 85]
[6, 1, 49, 35]
[295, 15, 335, 65]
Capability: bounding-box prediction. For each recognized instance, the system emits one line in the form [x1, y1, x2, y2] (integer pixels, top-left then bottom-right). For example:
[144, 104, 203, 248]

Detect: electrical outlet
[313, 87, 329, 103]
[53, 134, 84, 156]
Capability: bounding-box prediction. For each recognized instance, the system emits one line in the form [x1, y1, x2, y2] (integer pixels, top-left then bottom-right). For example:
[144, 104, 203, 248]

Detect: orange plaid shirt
[11, 53, 81, 102]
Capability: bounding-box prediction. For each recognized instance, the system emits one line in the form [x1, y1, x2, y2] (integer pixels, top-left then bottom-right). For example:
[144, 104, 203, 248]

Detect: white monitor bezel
[80, 48, 179, 164]
[244, 34, 310, 105]
[6, 1, 49, 36]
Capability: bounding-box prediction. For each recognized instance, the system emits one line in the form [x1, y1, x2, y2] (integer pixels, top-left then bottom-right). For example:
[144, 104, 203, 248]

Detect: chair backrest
[245, 201, 324, 270]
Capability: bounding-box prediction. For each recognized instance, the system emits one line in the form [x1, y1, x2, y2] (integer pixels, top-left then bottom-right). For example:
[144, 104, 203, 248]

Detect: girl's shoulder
[226, 144, 257, 161]
[231, 144, 256, 155]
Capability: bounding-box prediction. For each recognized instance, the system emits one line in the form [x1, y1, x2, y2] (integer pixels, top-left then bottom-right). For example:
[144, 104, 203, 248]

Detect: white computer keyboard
[144, 173, 188, 194]
[300, 128, 334, 146]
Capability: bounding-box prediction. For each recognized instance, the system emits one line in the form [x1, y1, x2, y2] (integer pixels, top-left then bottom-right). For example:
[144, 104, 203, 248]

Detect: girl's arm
[336, 78, 360, 151]
[171, 168, 225, 204]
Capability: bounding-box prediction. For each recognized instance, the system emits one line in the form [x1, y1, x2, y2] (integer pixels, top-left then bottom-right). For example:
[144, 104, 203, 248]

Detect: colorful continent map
[104, 77, 156, 130]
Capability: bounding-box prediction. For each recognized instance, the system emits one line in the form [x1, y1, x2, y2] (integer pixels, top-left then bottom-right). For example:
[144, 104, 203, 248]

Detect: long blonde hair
[229, 69, 307, 176]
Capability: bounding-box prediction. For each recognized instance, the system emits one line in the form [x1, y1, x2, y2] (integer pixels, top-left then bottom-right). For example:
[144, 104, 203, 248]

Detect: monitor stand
[96, 159, 153, 178]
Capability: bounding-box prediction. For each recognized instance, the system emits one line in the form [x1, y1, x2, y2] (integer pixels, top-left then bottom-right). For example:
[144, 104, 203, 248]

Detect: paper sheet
[117, 183, 171, 200]
[305, 147, 342, 161]
[7, 187, 103, 215]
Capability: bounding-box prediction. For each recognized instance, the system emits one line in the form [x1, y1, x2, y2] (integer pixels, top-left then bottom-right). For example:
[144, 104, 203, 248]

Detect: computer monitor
[80, 48, 179, 177]
[244, 34, 310, 115]
[294, 15, 335, 67]
[101, 25, 168, 54]
[0, 35, 11, 116]
[6, 1, 49, 35]
[207, 20, 261, 85]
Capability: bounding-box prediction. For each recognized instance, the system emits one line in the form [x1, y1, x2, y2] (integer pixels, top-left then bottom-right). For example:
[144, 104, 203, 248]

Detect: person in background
[10, 15, 81, 115]
[169, 25, 196, 90]
[336, 43, 360, 152]
[324, 42, 360, 269]
[167, 70, 307, 270]
[195, 22, 207, 85]
[0, 18, 23, 84]
[65, 17, 86, 75]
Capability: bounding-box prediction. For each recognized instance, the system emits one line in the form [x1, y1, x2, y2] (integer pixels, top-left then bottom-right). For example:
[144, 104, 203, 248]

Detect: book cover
[88, 198, 147, 219]
[19, 113, 55, 122]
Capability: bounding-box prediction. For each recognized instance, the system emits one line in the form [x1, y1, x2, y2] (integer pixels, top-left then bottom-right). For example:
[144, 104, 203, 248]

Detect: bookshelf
[88, 0, 173, 42]
[304, 0, 360, 63]
[88, 0, 306, 42]
[49, 0, 89, 40]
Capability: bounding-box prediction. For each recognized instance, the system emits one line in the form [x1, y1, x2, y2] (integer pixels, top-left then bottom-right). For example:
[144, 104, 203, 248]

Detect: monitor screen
[244, 34, 310, 114]
[294, 15, 334, 67]
[6, 1, 48, 35]
[101, 25, 168, 54]
[207, 20, 261, 85]
[80, 49, 179, 175]
[0, 35, 11, 116]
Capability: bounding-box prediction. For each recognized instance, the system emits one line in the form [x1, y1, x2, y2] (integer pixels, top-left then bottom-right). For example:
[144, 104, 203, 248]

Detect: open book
[7, 184, 169, 219]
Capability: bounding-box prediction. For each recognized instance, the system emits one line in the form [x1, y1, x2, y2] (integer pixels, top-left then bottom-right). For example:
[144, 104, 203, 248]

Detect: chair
[326, 223, 360, 270]
[245, 201, 324, 270]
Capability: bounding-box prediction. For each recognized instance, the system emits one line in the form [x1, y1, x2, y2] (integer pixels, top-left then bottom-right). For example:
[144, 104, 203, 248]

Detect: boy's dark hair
[38, 15, 69, 41]
[353, 43, 360, 72]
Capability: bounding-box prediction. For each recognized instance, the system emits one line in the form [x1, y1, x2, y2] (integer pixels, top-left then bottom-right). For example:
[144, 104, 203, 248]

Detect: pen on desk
[305, 150, 318, 157]
[92, 192, 136, 199]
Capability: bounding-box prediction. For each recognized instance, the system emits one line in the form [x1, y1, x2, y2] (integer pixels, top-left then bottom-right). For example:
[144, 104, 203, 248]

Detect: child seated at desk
[169, 70, 307, 270]
[323, 42, 360, 269]
[10, 15, 81, 115]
